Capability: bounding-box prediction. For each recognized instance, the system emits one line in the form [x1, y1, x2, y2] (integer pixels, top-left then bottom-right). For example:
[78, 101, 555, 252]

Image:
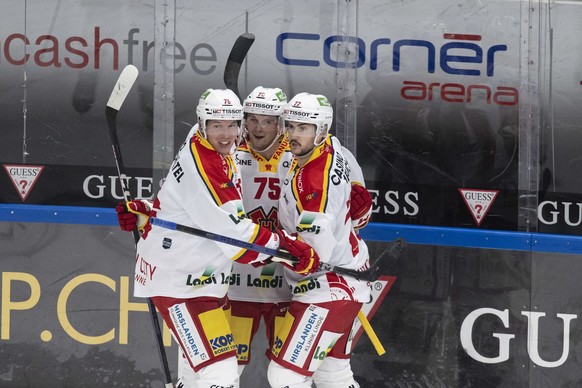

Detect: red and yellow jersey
[229, 137, 295, 303]
[134, 126, 278, 299]
[277, 135, 370, 304]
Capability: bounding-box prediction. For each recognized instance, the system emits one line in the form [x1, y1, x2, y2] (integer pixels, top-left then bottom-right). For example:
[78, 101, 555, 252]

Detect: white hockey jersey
[277, 135, 371, 304]
[133, 126, 278, 299]
[228, 137, 295, 303]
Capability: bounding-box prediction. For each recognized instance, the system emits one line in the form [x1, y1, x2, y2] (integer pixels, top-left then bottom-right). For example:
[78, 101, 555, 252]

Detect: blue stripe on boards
[2, 204, 582, 254]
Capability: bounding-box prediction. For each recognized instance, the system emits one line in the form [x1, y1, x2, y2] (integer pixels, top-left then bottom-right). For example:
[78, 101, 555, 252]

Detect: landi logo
[3, 164, 44, 202]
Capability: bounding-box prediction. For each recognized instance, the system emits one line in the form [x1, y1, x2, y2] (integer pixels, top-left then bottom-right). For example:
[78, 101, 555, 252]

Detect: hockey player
[229, 86, 373, 385]
[227, 86, 294, 376]
[119, 88, 320, 388]
[266, 93, 371, 388]
[116, 88, 373, 387]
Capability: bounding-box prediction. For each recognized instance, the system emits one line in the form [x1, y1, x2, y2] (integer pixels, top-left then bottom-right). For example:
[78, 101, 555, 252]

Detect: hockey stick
[223, 32, 255, 99]
[106, 65, 174, 388]
[357, 310, 385, 356]
[150, 217, 405, 282]
[354, 241, 408, 356]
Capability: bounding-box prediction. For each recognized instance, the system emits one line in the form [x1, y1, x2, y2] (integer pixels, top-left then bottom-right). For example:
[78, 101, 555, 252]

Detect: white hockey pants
[177, 348, 239, 388]
[312, 357, 360, 388]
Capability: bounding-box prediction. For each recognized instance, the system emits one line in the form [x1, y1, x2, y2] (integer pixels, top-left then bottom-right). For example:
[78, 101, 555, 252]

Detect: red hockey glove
[115, 200, 152, 232]
[275, 230, 320, 275]
[350, 183, 372, 229]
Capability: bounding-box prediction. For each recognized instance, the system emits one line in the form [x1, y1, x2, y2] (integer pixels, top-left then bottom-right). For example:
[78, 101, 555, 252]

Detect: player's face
[205, 120, 239, 155]
[285, 121, 317, 157]
[245, 114, 280, 151]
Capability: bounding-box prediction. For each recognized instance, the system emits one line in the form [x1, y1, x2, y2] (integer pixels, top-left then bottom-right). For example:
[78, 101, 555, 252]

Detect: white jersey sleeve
[133, 129, 279, 299]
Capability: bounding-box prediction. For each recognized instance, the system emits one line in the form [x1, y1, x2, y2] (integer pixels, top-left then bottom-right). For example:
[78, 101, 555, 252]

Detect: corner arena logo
[277, 32, 518, 106]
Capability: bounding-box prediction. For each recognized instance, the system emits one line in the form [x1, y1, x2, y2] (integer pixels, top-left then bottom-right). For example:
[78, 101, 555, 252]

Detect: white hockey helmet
[196, 88, 244, 138]
[282, 93, 333, 145]
[243, 86, 288, 145]
[243, 86, 287, 116]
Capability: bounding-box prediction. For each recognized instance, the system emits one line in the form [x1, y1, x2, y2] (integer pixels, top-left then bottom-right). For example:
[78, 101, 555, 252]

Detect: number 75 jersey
[235, 138, 295, 231]
[230, 138, 295, 303]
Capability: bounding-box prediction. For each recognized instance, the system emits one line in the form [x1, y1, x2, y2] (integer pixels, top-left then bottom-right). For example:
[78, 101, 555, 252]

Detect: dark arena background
[1, 1, 582, 387]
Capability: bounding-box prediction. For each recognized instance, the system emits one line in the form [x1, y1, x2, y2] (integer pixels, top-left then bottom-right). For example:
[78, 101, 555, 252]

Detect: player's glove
[251, 257, 273, 268]
[350, 183, 372, 229]
[275, 229, 320, 275]
[115, 200, 153, 232]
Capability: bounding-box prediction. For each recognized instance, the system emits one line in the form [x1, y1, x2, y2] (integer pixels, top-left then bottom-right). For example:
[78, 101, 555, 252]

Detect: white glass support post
[153, 0, 176, 196]
[518, 0, 542, 232]
[334, 0, 359, 155]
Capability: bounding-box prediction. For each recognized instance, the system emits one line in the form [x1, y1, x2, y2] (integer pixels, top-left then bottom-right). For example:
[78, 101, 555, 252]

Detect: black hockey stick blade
[223, 32, 255, 99]
[363, 238, 407, 282]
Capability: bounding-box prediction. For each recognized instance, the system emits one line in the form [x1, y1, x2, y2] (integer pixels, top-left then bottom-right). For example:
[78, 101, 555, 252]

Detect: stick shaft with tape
[106, 65, 174, 388]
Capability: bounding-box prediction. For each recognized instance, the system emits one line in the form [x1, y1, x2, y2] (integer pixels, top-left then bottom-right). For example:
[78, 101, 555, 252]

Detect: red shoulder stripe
[191, 135, 240, 206]
[292, 144, 333, 213]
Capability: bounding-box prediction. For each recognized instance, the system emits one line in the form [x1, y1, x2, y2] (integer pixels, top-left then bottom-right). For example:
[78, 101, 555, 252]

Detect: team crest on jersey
[247, 206, 280, 231]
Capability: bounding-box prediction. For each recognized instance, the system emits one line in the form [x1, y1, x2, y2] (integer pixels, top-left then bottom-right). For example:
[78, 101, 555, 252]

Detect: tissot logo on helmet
[287, 110, 310, 117]
[243, 86, 288, 116]
[213, 108, 243, 115]
[247, 102, 276, 110]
